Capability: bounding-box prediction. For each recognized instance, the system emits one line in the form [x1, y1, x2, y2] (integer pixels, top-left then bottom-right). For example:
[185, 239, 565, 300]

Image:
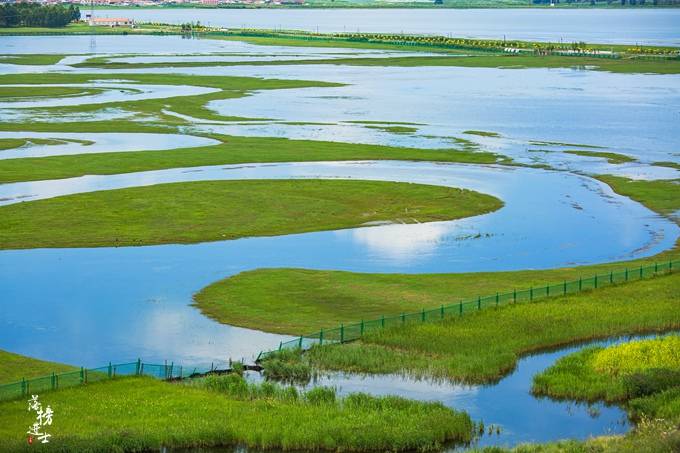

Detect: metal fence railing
[0, 360, 219, 402]
[257, 259, 678, 361]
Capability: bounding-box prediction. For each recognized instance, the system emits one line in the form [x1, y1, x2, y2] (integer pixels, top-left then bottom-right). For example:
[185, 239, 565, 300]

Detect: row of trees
[533, 0, 680, 4]
[0, 4, 80, 28]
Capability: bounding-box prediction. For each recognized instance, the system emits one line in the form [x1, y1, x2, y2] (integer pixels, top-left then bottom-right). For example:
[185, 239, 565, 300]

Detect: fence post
[513, 289, 516, 303]
[381, 315, 385, 328]
[135, 358, 141, 376]
[459, 301, 463, 316]
[639, 266, 643, 279]
[360, 320, 365, 335]
[579, 277, 582, 291]
[298, 336, 303, 348]
[495, 292, 499, 307]
[625, 268, 628, 281]
[21, 378, 25, 397]
[655, 262, 658, 273]
[51, 372, 55, 391]
[421, 309, 425, 322]
[278, 341, 282, 351]
[563, 281, 567, 295]
[530, 286, 533, 301]
[670, 259, 673, 271]
[477, 296, 481, 310]
[340, 324, 344, 343]
[401, 313, 405, 324]
[595, 274, 598, 288]
[319, 329, 324, 346]
[80, 367, 84, 384]
[107, 362, 112, 379]
[610, 271, 613, 284]
[546, 284, 550, 297]
[440, 305, 444, 319]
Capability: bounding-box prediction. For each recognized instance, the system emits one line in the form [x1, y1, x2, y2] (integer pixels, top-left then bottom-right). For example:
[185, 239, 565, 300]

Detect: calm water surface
[0, 32, 678, 448]
[2, 35, 678, 177]
[1, 161, 676, 367]
[97, 8, 680, 46]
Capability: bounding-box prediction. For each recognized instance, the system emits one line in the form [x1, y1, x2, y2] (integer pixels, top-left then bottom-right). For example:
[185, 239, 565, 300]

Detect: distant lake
[96, 8, 680, 46]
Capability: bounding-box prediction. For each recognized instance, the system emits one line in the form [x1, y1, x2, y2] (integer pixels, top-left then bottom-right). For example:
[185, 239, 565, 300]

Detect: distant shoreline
[86, 4, 680, 9]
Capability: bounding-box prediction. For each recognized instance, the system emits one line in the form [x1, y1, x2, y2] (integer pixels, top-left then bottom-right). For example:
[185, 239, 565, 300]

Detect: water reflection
[93, 9, 680, 46]
[0, 161, 676, 367]
[0, 132, 218, 159]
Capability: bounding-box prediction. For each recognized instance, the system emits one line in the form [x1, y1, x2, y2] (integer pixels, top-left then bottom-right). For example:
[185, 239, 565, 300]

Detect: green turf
[532, 335, 680, 403]
[299, 271, 680, 383]
[74, 53, 680, 75]
[0, 72, 341, 123]
[0, 134, 503, 184]
[564, 150, 636, 164]
[519, 335, 680, 453]
[470, 417, 680, 452]
[0, 179, 502, 249]
[364, 125, 418, 134]
[464, 130, 501, 138]
[0, 138, 26, 151]
[0, 350, 76, 384]
[192, 173, 680, 335]
[0, 374, 472, 451]
[0, 54, 67, 65]
[596, 175, 680, 217]
[194, 251, 677, 335]
[0, 86, 105, 101]
[653, 161, 680, 170]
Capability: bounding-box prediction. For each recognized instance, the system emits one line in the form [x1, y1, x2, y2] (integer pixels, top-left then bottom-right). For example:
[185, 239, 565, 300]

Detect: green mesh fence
[0, 359, 217, 402]
[257, 259, 678, 361]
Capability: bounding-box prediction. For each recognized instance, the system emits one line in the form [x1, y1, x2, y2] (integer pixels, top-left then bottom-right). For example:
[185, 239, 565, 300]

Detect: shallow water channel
[1, 161, 677, 367]
[199, 333, 677, 450]
[0, 33, 678, 448]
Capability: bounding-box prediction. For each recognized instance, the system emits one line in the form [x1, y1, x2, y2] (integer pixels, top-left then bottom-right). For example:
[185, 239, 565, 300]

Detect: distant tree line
[533, 0, 680, 4]
[0, 3, 80, 28]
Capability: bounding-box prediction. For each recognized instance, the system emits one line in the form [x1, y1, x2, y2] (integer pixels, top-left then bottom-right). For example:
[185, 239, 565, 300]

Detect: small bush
[623, 368, 680, 398]
[261, 349, 313, 383]
[305, 386, 337, 405]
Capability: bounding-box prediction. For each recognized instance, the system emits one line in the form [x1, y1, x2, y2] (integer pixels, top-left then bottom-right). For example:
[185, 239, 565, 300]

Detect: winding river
[0, 33, 679, 448]
[1, 161, 676, 365]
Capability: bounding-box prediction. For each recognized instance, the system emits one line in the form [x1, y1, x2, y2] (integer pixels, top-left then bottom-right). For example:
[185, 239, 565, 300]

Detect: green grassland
[0, 86, 104, 101]
[473, 418, 680, 452]
[295, 271, 680, 383]
[0, 54, 67, 65]
[0, 138, 26, 151]
[532, 335, 680, 403]
[0, 350, 76, 383]
[0, 135, 504, 184]
[654, 161, 680, 170]
[596, 175, 680, 216]
[255, 269, 680, 383]
[0, 22, 178, 35]
[513, 336, 680, 453]
[0, 374, 472, 452]
[0, 72, 342, 123]
[193, 250, 678, 335]
[0, 179, 502, 249]
[564, 150, 636, 164]
[193, 175, 680, 334]
[74, 52, 680, 74]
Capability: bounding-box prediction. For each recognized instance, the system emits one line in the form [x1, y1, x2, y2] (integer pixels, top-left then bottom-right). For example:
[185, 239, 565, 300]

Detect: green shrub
[305, 386, 337, 405]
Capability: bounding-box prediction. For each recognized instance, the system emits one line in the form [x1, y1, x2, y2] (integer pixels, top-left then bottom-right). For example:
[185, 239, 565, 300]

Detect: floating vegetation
[463, 130, 501, 138]
[564, 150, 636, 165]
